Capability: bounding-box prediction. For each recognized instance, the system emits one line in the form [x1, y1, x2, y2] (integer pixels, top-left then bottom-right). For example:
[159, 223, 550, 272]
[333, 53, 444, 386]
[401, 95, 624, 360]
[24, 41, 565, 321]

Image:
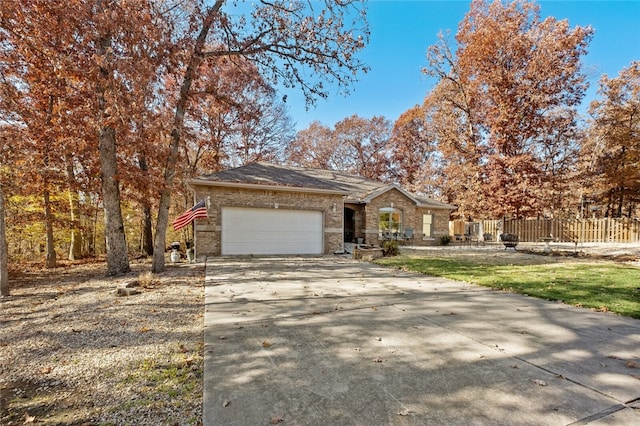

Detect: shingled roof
[190, 162, 454, 209]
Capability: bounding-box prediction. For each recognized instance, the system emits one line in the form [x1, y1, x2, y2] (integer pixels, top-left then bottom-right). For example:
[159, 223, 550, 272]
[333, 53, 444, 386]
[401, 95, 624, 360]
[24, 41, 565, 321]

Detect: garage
[221, 207, 324, 255]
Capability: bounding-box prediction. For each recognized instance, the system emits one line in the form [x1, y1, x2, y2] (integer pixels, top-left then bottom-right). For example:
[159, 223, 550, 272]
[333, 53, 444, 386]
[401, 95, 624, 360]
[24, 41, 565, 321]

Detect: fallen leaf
[40, 367, 52, 374]
[23, 412, 36, 423]
[627, 360, 639, 369]
[139, 326, 151, 333]
[262, 341, 272, 348]
[270, 413, 285, 424]
[532, 379, 547, 386]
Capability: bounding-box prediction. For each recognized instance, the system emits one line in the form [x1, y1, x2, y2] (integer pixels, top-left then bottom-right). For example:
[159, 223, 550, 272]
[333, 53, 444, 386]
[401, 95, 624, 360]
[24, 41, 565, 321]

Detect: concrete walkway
[203, 257, 640, 425]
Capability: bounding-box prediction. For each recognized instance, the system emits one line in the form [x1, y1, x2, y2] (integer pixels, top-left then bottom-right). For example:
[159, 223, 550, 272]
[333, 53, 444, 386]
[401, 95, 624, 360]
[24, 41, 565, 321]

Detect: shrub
[440, 235, 452, 246]
[382, 239, 399, 256]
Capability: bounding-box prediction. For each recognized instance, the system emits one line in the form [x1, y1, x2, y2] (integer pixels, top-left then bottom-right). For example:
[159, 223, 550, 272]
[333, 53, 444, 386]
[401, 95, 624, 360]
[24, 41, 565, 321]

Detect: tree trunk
[0, 183, 9, 297]
[66, 154, 83, 260]
[96, 6, 130, 275]
[43, 95, 56, 268]
[142, 205, 153, 256]
[43, 188, 57, 268]
[152, 6, 219, 273]
[138, 156, 153, 256]
[68, 196, 83, 260]
[99, 126, 131, 275]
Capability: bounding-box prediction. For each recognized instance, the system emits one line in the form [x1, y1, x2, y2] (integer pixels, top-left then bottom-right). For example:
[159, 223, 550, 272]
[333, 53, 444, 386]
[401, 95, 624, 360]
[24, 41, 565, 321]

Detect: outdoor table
[540, 237, 554, 253]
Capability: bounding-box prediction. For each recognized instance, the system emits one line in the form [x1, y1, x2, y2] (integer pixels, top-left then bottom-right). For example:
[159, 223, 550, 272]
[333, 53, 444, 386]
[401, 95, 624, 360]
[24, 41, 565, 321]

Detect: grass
[376, 256, 640, 319]
[120, 342, 203, 411]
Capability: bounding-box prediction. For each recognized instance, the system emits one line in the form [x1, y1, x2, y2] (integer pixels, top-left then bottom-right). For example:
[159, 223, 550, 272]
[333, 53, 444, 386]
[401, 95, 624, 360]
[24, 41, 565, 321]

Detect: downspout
[341, 196, 346, 253]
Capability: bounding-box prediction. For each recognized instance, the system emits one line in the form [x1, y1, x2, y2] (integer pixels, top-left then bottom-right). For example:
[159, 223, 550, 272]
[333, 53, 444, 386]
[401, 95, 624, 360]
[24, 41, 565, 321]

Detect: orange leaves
[582, 62, 640, 217]
[287, 115, 392, 181]
[421, 0, 594, 218]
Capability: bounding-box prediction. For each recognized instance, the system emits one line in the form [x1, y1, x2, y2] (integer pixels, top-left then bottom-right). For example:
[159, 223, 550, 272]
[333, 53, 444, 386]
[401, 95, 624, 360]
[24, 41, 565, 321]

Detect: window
[379, 207, 402, 238]
[422, 214, 433, 238]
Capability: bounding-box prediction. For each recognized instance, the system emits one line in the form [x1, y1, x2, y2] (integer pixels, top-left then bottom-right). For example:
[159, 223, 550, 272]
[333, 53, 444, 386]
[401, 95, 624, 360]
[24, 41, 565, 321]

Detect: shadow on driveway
[203, 257, 640, 426]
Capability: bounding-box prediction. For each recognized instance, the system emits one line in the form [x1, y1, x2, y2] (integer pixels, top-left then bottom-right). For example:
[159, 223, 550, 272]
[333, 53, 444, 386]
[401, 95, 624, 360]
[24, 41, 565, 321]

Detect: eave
[189, 178, 350, 196]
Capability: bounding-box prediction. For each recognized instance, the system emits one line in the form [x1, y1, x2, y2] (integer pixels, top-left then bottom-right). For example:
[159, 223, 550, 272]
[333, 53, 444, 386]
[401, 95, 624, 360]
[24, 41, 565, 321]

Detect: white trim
[362, 185, 455, 209]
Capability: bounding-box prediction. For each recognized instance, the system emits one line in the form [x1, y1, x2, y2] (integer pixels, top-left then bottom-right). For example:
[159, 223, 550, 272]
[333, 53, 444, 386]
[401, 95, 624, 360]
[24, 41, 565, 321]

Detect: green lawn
[375, 256, 640, 319]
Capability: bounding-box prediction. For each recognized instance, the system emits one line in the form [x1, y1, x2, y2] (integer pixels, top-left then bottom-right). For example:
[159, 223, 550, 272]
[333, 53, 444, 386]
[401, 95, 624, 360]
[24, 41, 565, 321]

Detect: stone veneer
[191, 185, 344, 256]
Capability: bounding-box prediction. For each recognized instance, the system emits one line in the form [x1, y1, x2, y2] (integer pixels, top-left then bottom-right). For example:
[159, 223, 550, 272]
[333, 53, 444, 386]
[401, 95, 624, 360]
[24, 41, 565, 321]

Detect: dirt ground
[400, 241, 640, 267]
[0, 257, 205, 426]
[1, 242, 638, 425]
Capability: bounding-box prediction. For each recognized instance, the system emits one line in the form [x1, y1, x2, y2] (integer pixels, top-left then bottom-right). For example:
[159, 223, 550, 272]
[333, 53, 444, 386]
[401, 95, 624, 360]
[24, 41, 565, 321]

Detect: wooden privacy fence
[450, 218, 640, 243]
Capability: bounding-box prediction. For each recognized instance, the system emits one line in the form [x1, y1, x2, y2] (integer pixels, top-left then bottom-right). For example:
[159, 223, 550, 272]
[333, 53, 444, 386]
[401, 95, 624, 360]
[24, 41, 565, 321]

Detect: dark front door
[344, 207, 355, 243]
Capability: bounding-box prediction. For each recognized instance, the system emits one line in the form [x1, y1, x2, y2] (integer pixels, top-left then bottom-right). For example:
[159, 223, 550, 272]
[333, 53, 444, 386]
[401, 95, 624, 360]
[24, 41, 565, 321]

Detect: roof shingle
[192, 162, 454, 209]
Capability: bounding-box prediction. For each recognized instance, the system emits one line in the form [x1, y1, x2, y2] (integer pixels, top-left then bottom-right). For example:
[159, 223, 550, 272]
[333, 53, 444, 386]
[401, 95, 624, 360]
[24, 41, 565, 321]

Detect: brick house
[189, 162, 455, 256]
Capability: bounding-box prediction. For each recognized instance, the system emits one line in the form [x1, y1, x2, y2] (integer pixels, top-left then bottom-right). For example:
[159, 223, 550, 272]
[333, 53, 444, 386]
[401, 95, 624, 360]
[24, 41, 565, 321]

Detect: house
[189, 162, 455, 256]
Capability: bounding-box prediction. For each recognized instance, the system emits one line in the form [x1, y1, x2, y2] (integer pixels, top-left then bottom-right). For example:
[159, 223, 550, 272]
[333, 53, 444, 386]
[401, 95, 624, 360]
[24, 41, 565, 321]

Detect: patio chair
[403, 227, 414, 244]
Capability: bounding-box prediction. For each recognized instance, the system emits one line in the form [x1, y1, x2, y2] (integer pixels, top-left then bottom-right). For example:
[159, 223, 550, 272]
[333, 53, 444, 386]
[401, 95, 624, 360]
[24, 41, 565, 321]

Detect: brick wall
[191, 185, 344, 256]
[363, 188, 450, 246]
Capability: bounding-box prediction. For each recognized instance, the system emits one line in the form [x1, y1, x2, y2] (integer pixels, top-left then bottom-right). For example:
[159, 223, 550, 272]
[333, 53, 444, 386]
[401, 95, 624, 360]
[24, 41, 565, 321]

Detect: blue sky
[280, 0, 640, 131]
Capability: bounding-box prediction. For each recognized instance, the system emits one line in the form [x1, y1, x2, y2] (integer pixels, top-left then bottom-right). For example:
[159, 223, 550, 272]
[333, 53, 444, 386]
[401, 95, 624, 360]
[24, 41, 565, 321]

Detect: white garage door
[221, 207, 323, 255]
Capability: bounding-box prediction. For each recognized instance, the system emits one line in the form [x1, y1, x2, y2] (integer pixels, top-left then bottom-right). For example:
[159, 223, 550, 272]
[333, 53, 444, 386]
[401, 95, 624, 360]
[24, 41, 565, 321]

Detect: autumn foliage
[285, 0, 635, 223]
[0, 0, 637, 284]
[580, 62, 640, 218]
[0, 0, 369, 279]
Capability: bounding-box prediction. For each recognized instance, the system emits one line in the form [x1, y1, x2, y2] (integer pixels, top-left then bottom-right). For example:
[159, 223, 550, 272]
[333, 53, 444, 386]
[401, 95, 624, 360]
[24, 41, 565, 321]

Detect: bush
[440, 235, 452, 246]
[382, 239, 399, 256]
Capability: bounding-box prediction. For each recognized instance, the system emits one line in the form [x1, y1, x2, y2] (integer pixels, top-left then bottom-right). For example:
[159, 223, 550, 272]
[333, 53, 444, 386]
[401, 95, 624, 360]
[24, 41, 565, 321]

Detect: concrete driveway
[203, 257, 640, 426]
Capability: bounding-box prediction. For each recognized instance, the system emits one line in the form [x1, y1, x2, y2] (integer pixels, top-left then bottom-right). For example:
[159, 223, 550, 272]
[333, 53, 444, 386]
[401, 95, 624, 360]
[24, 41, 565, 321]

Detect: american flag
[172, 199, 207, 231]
